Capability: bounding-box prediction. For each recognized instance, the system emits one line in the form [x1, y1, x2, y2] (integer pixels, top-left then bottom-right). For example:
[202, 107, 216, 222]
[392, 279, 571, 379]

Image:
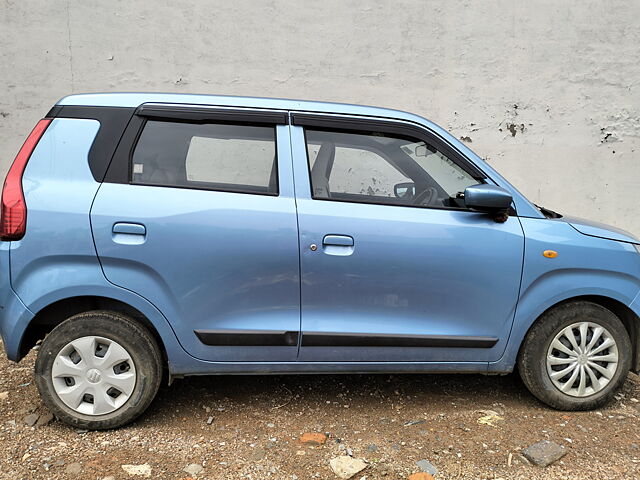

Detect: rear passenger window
[131, 120, 278, 195]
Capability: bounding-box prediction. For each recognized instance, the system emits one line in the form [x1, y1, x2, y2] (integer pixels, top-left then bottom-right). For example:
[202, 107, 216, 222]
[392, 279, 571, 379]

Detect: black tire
[518, 301, 631, 410]
[35, 311, 162, 430]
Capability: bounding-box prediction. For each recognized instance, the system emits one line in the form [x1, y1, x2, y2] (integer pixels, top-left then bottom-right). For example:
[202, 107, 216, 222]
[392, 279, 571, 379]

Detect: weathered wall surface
[1, 0, 639, 233]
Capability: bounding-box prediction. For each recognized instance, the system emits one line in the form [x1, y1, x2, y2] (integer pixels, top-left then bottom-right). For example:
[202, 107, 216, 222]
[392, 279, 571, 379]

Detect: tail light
[0, 118, 51, 240]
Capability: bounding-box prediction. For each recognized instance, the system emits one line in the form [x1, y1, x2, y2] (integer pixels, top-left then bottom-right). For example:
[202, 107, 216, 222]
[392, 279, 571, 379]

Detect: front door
[290, 115, 525, 363]
[91, 109, 300, 361]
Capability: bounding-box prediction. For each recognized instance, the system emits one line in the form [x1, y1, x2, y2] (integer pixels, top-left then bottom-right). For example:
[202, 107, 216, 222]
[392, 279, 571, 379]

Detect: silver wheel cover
[546, 322, 619, 398]
[51, 336, 137, 415]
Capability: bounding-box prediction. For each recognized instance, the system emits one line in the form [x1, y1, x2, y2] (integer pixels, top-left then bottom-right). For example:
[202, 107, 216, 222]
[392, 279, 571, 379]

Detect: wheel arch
[19, 296, 168, 366]
[516, 295, 640, 373]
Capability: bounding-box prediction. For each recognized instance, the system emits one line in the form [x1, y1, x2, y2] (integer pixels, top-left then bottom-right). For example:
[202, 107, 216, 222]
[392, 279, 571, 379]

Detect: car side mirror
[394, 182, 415, 198]
[463, 184, 512, 222]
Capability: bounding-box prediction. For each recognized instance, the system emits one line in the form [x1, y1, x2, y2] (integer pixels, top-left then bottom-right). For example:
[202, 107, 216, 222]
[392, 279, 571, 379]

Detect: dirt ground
[1, 341, 640, 480]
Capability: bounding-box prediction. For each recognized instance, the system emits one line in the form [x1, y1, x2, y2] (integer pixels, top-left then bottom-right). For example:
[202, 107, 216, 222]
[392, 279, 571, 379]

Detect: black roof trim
[136, 104, 289, 125]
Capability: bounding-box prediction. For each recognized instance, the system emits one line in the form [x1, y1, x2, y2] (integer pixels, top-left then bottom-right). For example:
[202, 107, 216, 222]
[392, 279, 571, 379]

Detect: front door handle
[321, 235, 354, 256]
[323, 235, 354, 247]
[113, 222, 146, 235]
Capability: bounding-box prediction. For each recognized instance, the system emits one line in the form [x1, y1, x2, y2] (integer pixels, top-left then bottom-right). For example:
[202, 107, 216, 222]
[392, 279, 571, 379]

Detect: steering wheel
[412, 187, 438, 206]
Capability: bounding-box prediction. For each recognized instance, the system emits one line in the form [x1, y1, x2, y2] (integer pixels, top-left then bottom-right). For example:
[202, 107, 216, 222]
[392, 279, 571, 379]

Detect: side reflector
[0, 118, 51, 241]
[543, 250, 558, 258]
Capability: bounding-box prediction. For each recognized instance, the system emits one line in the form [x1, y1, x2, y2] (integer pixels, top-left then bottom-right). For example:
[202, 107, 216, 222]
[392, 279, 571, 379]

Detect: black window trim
[105, 104, 288, 196]
[293, 112, 511, 215]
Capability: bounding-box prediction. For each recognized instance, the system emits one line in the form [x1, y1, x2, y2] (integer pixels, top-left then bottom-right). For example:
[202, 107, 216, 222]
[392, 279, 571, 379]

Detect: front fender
[489, 217, 640, 372]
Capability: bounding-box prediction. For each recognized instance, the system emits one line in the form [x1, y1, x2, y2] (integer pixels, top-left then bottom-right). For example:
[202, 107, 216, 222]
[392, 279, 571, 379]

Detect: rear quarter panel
[11, 118, 103, 306]
[6, 118, 188, 366]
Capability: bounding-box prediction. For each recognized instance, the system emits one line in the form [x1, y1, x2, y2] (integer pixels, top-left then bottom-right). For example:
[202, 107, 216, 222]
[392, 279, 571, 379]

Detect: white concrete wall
[1, 0, 639, 233]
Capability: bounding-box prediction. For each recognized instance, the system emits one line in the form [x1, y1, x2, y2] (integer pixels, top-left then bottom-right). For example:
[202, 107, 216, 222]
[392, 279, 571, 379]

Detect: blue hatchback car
[1, 93, 639, 429]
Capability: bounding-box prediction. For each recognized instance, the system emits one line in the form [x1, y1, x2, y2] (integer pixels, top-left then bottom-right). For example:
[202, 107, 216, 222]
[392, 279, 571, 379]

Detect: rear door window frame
[103, 104, 289, 198]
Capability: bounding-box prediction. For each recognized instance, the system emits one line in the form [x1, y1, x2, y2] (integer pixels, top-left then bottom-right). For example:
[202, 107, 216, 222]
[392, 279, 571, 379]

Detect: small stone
[65, 463, 82, 475]
[0, 391, 8, 400]
[521, 440, 567, 467]
[36, 412, 54, 427]
[366, 444, 378, 453]
[329, 456, 367, 479]
[300, 432, 327, 446]
[122, 464, 152, 477]
[102, 477, 116, 480]
[403, 419, 426, 427]
[477, 414, 504, 427]
[267, 422, 276, 428]
[415, 460, 438, 476]
[24, 413, 39, 427]
[409, 474, 435, 480]
[183, 463, 204, 476]
[206, 416, 214, 425]
[19, 403, 37, 414]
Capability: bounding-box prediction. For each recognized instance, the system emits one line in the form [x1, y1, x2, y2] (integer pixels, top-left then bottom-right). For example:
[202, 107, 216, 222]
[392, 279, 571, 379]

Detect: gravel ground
[1, 340, 640, 479]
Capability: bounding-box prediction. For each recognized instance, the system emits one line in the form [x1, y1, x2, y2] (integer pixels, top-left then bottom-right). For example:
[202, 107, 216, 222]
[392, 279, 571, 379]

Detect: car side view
[1, 93, 639, 430]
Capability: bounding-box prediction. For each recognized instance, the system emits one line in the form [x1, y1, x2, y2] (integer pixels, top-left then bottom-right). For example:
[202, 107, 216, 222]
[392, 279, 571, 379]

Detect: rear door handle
[112, 222, 146, 235]
[323, 235, 354, 247]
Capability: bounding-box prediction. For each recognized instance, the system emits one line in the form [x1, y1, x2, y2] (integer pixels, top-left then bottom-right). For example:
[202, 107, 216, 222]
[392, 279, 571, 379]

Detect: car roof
[57, 92, 429, 125]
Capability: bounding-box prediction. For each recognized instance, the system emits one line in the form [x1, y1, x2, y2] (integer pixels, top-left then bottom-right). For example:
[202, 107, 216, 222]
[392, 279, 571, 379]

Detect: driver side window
[305, 128, 480, 209]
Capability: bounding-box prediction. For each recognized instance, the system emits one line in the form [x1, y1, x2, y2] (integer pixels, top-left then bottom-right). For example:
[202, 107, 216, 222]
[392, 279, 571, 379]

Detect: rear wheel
[518, 301, 631, 410]
[35, 311, 162, 430]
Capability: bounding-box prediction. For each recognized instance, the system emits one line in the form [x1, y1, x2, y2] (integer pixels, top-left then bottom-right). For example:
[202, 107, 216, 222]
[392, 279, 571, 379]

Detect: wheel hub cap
[51, 336, 137, 416]
[85, 368, 102, 384]
[546, 321, 619, 398]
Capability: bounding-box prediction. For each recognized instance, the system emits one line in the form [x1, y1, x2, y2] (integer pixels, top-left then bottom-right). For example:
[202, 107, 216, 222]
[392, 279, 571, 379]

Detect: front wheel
[518, 301, 632, 410]
[35, 311, 162, 430]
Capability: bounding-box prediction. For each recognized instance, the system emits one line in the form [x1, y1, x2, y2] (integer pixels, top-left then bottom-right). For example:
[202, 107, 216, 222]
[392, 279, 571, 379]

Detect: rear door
[90, 105, 301, 361]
